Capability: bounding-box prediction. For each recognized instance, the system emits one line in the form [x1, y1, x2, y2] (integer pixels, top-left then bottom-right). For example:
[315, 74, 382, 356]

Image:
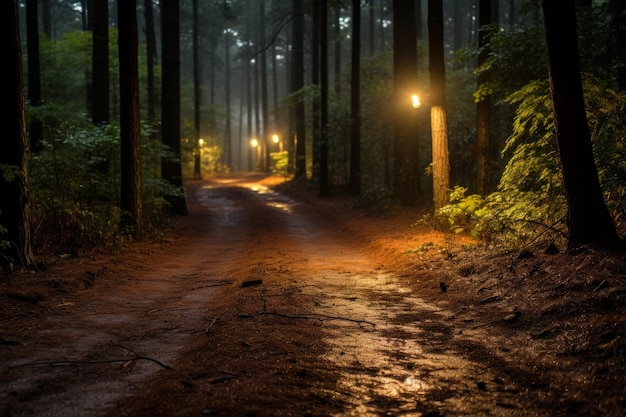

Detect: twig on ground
[260, 311, 376, 328]
[187, 281, 233, 291]
[205, 317, 219, 334]
[11, 344, 172, 370]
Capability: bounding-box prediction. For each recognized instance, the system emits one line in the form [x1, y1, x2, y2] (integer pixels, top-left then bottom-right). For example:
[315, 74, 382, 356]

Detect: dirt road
[2, 173, 624, 416]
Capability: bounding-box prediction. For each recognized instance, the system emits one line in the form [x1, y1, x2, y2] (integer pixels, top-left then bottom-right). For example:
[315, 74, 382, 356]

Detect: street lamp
[193, 137, 204, 180]
[250, 138, 259, 171]
[411, 94, 421, 109]
[271, 134, 283, 152]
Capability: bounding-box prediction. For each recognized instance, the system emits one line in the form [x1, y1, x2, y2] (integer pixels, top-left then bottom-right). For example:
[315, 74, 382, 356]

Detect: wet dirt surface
[1, 173, 625, 416]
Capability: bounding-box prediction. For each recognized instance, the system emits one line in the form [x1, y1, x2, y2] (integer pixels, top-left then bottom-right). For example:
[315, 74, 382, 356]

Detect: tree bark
[260, 0, 270, 172]
[476, 0, 492, 195]
[428, 0, 450, 211]
[349, 0, 361, 196]
[144, 0, 157, 123]
[225, 30, 233, 170]
[319, 0, 330, 197]
[192, 0, 202, 179]
[161, 0, 187, 215]
[392, 0, 420, 205]
[118, 0, 143, 240]
[26, 0, 43, 152]
[292, 0, 307, 179]
[542, 0, 620, 249]
[1, 0, 34, 270]
[312, 0, 320, 181]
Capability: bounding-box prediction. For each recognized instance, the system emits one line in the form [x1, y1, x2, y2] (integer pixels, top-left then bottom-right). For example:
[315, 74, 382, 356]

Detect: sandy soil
[1, 172, 625, 417]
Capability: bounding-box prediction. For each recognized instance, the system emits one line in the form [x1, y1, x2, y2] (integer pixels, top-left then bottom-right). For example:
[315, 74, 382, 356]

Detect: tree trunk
[26, 0, 43, 152]
[334, 3, 342, 96]
[349, 0, 362, 196]
[1, 0, 34, 270]
[292, 0, 307, 179]
[260, 1, 270, 172]
[92, 0, 109, 125]
[319, 0, 330, 197]
[246, 32, 254, 170]
[254, 38, 261, 170]
[161, 0, 187, 215]
[192, 0, 202, 179]
[428, 0, 450, 211]
[392, 0, 420, 205]
[312, 0, 320, 181]
[118, 0, 143, 240]
[225, 30, 233, 170]
[476, 0, 492, 195]
[542, 0, 620, 249]
[144, 0, 157, 123]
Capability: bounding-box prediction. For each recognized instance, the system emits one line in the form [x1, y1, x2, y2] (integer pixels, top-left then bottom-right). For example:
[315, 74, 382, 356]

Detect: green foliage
[584, 78, 626, 231]
[29, 118, 123, 253]
[432, 78, 566, 247]
[467, 24, 548, 99]
[37, 31, 92, 112]
[436, 75, 626, 247]
[473, 81, 495, 104]
[271, 151, 289, 178]
[28, 114, 174, 254]
[432, 185, 567, 247]
[0, 164, 22, 183]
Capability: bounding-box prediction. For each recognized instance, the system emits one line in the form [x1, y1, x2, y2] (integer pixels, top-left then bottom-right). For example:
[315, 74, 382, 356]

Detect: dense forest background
[1, 0, 625, 269]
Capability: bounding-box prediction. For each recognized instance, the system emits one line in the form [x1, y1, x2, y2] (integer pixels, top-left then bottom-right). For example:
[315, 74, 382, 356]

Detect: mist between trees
[1, 0, 624, 270]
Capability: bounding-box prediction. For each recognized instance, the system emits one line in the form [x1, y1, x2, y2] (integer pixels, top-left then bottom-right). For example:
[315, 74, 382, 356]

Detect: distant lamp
[272, 134, 279, 144]
[198, 138, 204, 146]
[250, 138, 259, 147]
[411, 94, 421, 109]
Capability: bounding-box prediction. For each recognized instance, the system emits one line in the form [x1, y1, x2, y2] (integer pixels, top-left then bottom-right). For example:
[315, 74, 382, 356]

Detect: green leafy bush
[435, 76, 625, 247]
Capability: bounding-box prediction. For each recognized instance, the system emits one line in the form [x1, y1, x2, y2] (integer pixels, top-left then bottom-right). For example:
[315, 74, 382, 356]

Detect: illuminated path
[2, 173, 548, 417]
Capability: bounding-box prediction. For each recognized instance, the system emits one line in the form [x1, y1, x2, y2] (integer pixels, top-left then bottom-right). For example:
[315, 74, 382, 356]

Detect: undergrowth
[430, 77, 626, 249]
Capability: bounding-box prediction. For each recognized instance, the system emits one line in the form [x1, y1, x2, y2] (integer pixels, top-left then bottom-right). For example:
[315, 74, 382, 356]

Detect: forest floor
[1, 172, 625, 417]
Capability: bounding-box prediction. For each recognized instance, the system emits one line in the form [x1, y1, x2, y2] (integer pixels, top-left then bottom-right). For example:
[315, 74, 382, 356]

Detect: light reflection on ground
[196, 175, 535, 415]
[283, 229, 518, 416]
[201, 175, 296, 214]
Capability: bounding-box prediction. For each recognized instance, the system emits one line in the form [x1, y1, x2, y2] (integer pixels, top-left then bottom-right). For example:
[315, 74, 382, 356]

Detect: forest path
[2, 173, 587, 416]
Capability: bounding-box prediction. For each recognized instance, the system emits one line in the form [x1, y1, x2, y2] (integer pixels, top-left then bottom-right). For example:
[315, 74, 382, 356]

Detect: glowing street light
[411, 94, 421, 109]
[271, 133, 283, 152]
[198, 138, 204, 146]
[250, 138, 260, 171]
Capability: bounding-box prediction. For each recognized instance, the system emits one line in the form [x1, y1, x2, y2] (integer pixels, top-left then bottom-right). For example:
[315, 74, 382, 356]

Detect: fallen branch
[187, 281, 233, 291]
[12, 344, 171, 370]
[260, 311, 376, 328]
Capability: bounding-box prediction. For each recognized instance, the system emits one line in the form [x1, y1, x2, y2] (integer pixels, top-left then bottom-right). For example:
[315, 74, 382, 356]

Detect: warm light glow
[250, 138, 259, 147]
[198, 138, 204, 146]
[412, 94, 421, 108]
[272, 134, 280, 144]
